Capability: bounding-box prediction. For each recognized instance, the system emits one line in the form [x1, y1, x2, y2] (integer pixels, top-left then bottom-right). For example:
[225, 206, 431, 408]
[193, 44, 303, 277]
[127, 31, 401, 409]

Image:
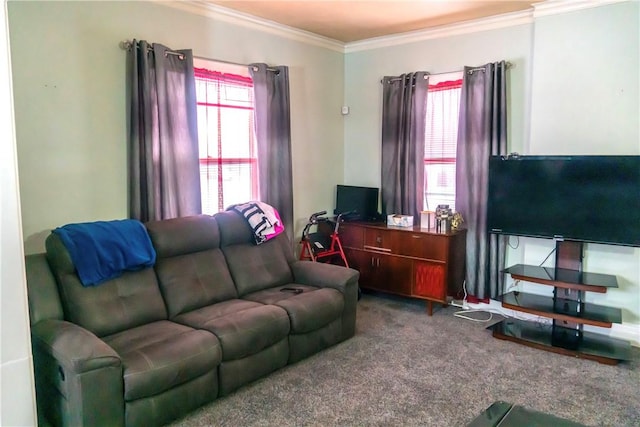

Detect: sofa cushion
[216, 211, 295, 296]
[25, 253, 64, 325]
[215, 210, 255, 246]
[146, 215, 219, 258]
[103, 320, 221, 402]
[241, 284, 318, 305]
[146, 215, 240, 317]
[216, 210, 295, 262]
[154, 250, 238, 317]
[45, 233, 167, 337]
[221, 240, 294, 296]
[261, 287, 344, 334]
[174, 300, 290, 361]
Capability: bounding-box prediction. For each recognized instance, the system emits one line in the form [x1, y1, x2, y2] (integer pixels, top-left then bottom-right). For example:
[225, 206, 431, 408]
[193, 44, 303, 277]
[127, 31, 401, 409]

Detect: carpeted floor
[168, 292, 640, 427]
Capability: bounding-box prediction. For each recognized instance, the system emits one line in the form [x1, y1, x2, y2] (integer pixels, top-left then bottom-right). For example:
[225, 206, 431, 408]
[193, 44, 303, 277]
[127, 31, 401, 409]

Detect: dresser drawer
[397, 233, 448, 261]
[363, 228, 401, 253]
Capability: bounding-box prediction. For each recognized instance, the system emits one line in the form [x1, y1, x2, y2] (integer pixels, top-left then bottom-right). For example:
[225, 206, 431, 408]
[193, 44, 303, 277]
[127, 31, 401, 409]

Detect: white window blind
[194, 65, 257, 214]
[424, 77, 463, 212]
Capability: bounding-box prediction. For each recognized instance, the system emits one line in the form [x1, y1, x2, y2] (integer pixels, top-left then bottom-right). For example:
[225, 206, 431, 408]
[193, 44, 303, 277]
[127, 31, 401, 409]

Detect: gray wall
[530, 4, 638, 153]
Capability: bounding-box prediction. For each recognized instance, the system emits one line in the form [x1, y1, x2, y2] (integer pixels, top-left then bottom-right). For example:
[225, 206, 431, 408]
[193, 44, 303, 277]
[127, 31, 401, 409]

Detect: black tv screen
[334, 185, 379, 221]
[487, 155, 640, 247]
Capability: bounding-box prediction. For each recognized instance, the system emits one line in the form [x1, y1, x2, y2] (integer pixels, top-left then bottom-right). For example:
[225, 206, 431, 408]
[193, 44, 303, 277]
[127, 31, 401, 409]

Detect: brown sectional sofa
[26, 212, 360, 427]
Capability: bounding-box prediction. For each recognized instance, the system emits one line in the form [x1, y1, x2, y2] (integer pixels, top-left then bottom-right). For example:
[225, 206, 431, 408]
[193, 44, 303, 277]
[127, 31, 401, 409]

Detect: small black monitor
[334, 185, 379, 221]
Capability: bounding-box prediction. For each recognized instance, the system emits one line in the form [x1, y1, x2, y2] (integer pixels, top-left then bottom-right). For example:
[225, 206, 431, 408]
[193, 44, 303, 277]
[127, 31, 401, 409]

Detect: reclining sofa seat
[145, 214, 291, 395]
[38, 232, 221, 427]
[215, 211, 357, 363]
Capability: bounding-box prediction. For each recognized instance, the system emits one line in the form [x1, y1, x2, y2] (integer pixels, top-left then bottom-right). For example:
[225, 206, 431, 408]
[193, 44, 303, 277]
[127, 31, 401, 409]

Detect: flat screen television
[487, 155, 640, 247]
[334, 185, 379, 221]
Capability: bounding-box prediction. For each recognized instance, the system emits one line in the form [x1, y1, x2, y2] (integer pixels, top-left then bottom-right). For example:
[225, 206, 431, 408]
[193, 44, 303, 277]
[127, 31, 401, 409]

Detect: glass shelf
[500, 291, 622, 327]
[496, 255, 630, 365]
[503, 264, 618, 292]
[490, 318, 632, 364]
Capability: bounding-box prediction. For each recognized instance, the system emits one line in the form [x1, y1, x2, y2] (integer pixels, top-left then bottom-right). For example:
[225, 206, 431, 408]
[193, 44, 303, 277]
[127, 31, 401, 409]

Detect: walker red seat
[299, 211, 349, 268]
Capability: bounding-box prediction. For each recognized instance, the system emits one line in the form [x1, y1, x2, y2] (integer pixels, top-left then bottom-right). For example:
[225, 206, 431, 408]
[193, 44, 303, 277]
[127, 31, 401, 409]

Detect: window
[194, 60, 257, 215]
[424, 74, 463, 212]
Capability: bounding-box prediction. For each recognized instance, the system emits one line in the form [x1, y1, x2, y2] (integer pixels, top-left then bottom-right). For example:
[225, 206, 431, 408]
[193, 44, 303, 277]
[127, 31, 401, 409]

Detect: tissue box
[387, 214, 414, 228]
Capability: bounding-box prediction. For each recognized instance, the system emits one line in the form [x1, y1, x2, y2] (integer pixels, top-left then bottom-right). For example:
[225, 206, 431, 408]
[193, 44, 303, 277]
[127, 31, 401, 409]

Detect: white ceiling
[206, 1, 542, 43]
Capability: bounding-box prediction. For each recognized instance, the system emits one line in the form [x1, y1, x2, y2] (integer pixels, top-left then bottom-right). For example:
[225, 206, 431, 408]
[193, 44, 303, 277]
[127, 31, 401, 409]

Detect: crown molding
[154, 0, 344, 53]
[155, 0, 632, 55]
[346, 0, 632, 53]
[532, 0, 629, 18]
[344, 9, 534, 54]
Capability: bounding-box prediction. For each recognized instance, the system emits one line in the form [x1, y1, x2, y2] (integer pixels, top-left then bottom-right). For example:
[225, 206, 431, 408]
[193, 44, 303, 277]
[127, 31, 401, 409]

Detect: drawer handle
[364, 245, 391, 253]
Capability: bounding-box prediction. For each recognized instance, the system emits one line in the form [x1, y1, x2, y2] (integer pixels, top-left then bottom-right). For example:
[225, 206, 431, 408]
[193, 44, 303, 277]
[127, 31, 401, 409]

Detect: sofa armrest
[290, 260, 359, 294]
[32, 319, 125, 427]
[291, 261, 360, 340]
[32, 319, 121, 372]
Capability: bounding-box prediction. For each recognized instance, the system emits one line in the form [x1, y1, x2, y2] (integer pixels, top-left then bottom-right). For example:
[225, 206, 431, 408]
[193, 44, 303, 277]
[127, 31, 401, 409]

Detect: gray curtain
[381, 72, 429, 219]
[455, 61, 508, 300]
[127, 39, 201, 222]
[249, 63, 294, 239]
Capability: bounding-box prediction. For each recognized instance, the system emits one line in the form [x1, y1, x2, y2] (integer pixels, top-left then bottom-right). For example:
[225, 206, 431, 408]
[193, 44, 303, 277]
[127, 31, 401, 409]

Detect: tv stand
[490, 241, 632, 365]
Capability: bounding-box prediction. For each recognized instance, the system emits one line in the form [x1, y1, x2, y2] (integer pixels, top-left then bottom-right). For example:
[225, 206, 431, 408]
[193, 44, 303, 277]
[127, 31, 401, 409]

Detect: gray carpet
[168, 293, 640, 427]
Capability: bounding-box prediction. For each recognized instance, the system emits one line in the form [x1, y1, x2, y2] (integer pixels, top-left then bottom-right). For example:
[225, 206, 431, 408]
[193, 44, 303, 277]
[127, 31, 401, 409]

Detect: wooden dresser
[339, 221, 466, 315]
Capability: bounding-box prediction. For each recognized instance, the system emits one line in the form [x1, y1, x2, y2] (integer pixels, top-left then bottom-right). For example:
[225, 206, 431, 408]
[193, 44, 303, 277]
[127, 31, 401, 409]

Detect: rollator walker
[299, 211, 349, 268]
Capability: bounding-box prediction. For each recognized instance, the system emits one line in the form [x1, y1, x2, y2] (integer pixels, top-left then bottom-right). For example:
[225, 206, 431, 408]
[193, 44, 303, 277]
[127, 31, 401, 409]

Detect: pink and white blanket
[230, 201, 284, 244]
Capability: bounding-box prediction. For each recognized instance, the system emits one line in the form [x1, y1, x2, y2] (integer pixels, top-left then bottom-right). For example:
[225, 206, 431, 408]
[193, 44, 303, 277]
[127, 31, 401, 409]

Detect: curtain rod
[119, 44, 278, 73]
[194, 56, 280, 74]
[380, 61, 513, 84]
[120, 40, 185, 60]
[381, 73, 429, 84]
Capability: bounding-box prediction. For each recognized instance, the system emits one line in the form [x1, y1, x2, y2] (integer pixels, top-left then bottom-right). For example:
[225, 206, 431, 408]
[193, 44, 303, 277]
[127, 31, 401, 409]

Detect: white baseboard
[463, 299, 640, 347]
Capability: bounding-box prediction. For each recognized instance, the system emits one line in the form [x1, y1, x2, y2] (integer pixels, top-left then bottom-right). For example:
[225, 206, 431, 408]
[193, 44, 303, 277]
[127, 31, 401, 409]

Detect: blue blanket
[53, 219, 156, 287]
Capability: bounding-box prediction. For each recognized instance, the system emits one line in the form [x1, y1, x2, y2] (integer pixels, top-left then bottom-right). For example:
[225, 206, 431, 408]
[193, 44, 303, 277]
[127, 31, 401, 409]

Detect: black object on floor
[467, 401, 586, 427]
